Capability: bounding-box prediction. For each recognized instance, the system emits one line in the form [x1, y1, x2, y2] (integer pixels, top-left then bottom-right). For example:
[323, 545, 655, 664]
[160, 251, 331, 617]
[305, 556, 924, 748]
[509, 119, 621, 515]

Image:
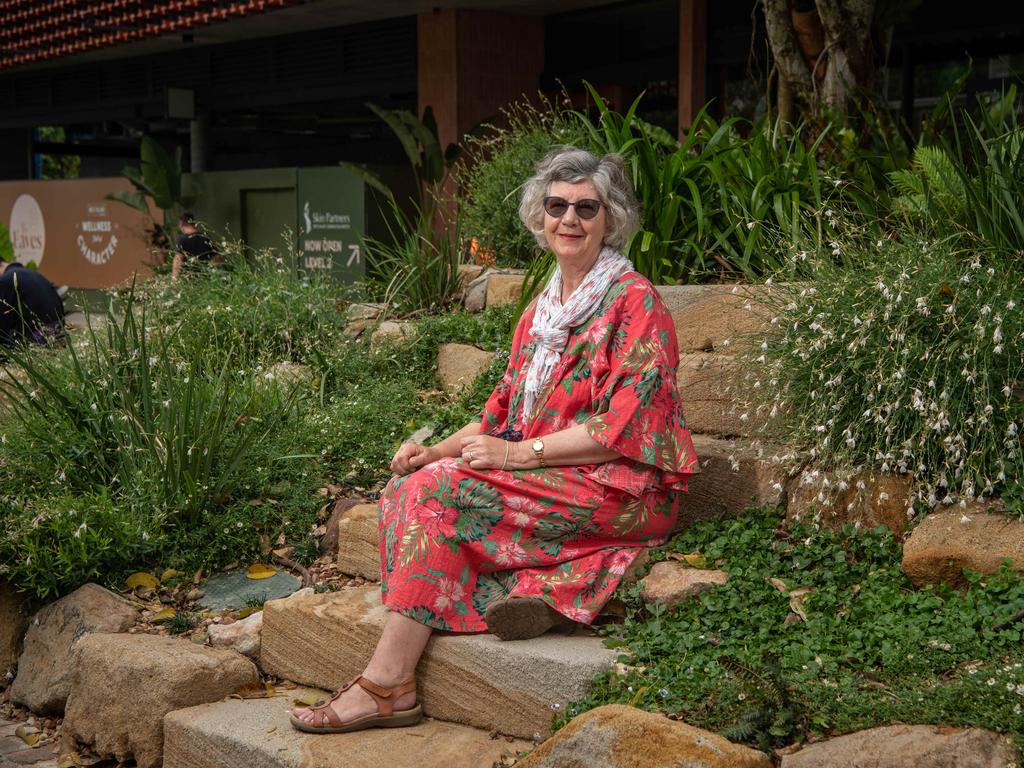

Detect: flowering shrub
[747, 233, 1024, 511]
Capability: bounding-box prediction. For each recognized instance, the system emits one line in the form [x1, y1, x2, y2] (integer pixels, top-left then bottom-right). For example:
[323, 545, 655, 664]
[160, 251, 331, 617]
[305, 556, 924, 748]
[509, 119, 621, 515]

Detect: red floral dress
[378, 272, 700, 631]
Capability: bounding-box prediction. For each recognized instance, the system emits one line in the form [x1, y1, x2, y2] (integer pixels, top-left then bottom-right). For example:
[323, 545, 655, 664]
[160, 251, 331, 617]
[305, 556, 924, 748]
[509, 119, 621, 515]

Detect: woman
[291, 147, 699, 734]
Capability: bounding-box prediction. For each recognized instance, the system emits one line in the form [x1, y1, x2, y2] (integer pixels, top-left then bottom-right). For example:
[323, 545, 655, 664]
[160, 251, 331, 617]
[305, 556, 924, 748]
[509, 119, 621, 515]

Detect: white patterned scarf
[521, 246, 634, 425]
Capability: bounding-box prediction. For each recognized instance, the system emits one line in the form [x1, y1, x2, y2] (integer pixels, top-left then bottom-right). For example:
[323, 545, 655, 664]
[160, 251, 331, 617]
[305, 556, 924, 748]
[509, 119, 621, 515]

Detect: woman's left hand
[459, 435, 514, 470]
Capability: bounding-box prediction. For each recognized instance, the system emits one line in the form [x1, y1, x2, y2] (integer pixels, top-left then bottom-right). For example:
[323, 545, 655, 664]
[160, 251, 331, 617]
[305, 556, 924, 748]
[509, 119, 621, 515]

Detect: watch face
[532, 439, 544, 452]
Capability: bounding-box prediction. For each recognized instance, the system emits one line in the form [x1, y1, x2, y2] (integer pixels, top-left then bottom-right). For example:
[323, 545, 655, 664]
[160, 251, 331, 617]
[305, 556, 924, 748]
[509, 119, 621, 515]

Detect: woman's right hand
[389, 442, 437, 476]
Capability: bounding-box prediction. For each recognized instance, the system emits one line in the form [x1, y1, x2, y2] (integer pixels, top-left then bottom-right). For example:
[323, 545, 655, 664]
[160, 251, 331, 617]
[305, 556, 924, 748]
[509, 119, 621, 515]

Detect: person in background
[171, 211, 222, 278]
[0, 260, 65, 349]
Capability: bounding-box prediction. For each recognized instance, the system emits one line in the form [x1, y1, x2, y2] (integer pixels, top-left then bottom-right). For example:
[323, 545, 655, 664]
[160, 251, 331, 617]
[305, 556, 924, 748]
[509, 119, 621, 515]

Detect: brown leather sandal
[484, 597, 566, 641]
[289, 675, 423, 734]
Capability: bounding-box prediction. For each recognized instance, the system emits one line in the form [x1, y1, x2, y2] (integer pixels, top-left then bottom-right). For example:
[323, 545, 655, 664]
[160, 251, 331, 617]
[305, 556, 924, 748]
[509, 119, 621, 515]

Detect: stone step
[335, 437, 787, 581]
[163, 689, 530, 768]
[259, 585, 618, 740]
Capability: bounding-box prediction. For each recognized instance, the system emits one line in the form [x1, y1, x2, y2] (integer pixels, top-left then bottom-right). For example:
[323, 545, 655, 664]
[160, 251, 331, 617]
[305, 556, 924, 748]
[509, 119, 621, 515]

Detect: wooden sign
[0, 177, 156, 289]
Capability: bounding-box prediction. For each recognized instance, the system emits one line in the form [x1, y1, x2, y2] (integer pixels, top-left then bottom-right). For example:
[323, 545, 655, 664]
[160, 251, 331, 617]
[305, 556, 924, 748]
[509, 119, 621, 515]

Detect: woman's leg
[291, 611, 433, 724]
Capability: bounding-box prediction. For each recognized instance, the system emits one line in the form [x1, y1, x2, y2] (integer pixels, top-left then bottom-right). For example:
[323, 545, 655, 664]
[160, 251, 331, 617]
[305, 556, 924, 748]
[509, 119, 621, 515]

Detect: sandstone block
[208, 610, 262, 658]
[657, 284, 774, 354]
[485, 272, 525, 308]
[518, 704, 771, 768]
[640, 563, 728, 608]
[10, 583, 140, 714]
[65, 633, 258, 768]
[780, 724, 1018, 768]
[786, 470, 913, 536]
[163, 689, 530, 768]
[336, 503, 381, 581]
[260, 585, 617, 739]
[902, 507, 1024, 589]
[343, 302, 386, 321]
[436, 343, 495, 393]
[681, 435, 788, 529]
[678, 352, 766, 436]
[464, 272, 488, 312]
[0, 580, 27, 684]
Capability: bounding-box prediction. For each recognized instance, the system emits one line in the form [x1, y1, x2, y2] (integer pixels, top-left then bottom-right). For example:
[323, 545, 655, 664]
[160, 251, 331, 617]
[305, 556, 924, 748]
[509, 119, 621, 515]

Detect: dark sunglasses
[543, 196, 603, 220]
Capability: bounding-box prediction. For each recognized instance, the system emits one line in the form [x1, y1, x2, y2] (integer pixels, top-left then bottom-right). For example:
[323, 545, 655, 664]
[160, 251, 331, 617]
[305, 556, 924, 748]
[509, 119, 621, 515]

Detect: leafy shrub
[361, 201, 465, 316]
[458, 97, 588, 268]
[0, 491, 163, 599]
[561, 509, 1024, 744]
[747, 232, 1024, 507]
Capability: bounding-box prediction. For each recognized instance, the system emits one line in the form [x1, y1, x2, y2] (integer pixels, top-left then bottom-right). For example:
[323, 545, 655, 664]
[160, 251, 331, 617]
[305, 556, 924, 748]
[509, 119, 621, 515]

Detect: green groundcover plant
[562, 509, 1024, 751]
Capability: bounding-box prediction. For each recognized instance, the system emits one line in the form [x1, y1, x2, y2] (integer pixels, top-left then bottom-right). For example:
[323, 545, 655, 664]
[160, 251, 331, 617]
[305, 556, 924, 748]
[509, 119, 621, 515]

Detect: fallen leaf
[266, 725, 277, 734]
[150, 607, 176, 623]
[234, 606, 259, 620]
[767, 577, 790, 594]
[125, 572, 159, 590]
[160, 568, 182, 583]
[292, 694, 322, 707]
[789, 587, 813, 622]
[232, 682, 276, 699]
[16, 725, 40, 746]
[666, 551, 707, 568]
[246, 563, 277, 580]
[258, 533, 272, 556]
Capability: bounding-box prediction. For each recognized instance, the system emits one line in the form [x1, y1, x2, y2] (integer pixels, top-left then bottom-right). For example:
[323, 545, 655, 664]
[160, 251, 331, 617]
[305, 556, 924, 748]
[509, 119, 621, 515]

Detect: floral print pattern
[379, 272, 699, 631]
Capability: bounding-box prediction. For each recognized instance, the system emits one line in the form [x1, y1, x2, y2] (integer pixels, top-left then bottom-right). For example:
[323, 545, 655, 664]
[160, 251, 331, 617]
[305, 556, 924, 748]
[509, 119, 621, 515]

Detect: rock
[464, 272, 489, 312]
[640, 563, 728, 608]
[163, 690, 530, 768]
[786, 470, 913, 536]
[657, 284, 774, 355]
[678, 352, 767, 436]
[344, 302, 386, 321]
[437, 343, 495, 392]
[197, 569, 301, 613]
[370, 320, 415, 347]
[457, 263, 485, 292]
[336, 503, 381, 581]
[260, 585, 617, 739]
[10, 583, 140, 714]
[207, 610, 262, 658]
[485, 272, 525, 308]
[0, 580, 28, 685]
[902, 506, 1024, 589]
[681, 436, 789, 529]
[780, 723, 1018, 768]
[518, 704, 771, 768]
[64, 633, 258, 768]
[263, 361, 312, 388]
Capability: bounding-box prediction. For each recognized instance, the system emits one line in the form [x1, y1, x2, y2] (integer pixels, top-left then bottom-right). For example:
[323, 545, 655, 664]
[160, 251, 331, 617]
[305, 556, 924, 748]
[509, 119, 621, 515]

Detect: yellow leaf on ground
[246, 563, 277, 580]
[160, 568, 182, 582]
[15, 725, 40, 746]
[126, 572, 160, 590]
[681, 552, 707, 568]
[233, 682, 276, 699]
[151, 607, 176, 623]
[291, 694, 321, 707]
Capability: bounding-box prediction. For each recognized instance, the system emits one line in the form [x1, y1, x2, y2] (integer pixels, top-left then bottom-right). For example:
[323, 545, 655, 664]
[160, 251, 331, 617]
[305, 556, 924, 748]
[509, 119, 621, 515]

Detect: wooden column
[678, 0, 707, 135]
[418, 9, 544, 151]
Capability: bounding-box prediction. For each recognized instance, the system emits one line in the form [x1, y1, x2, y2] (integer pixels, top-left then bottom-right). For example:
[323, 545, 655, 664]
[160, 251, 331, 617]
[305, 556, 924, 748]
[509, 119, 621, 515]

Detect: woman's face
[543, 179, 607, 268]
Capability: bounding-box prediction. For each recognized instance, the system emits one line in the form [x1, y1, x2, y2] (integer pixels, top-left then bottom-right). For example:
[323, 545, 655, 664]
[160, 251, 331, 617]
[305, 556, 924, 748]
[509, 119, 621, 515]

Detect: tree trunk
[762, 0, 877, 120]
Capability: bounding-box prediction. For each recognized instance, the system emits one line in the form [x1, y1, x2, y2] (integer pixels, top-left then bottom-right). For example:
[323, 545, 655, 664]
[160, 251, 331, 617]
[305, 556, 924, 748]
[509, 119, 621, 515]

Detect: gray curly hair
[518, 147, 640, 251]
